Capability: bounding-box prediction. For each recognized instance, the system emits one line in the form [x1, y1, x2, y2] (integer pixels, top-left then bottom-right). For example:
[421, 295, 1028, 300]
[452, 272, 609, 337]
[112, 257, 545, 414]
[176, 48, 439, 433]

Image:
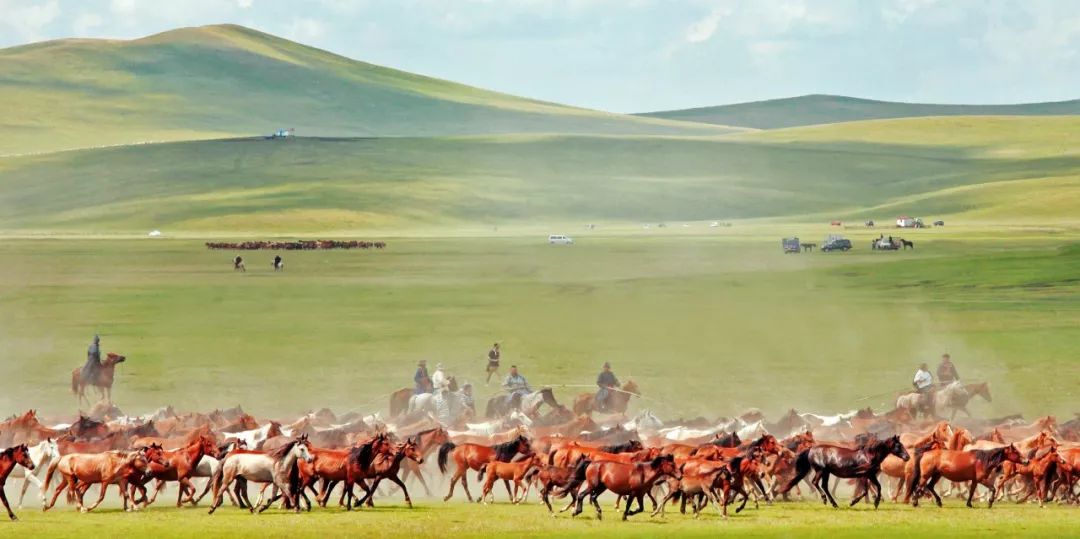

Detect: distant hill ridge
[0, 24, 735, 155]
[637, 94, 1080, 129]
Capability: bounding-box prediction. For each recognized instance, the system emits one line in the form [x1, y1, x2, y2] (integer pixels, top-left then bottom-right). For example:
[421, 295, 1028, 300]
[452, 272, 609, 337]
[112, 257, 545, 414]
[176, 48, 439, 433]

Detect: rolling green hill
[637, 94, 1080, 129]
[1, 116, 1076, 233]
[0, 24, 733, 156]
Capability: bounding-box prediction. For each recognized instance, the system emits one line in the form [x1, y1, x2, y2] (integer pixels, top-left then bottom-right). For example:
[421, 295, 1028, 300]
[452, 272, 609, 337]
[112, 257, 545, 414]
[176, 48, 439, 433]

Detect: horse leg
[590, 485, 606, 520]
[0, 487, 16, 521]
[387, 475, 413, 508]
[459, 470, 475, 503]
[84, 483, 109, 512]
[443, 467, 462, 502]
[820, 471, 839, 508]
[868, 474, 884, 509]
[44, 475, 70, 511]
[925, 474, 943, 507]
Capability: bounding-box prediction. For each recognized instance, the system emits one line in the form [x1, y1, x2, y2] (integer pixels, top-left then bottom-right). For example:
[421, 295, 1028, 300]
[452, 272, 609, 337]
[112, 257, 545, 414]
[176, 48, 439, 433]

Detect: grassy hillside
[0, 24, 732, 155]
[1, 116, 1076, 233]
[637, 94, 1080, 129]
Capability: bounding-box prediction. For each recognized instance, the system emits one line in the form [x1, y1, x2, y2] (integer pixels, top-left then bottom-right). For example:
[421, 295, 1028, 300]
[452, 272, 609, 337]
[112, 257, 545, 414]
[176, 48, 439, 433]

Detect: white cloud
[881, 0, 940, 26]
[72, 12, 104, 35]
[684, 5, 731, 43]
[1, 0, 62, 41]
[238, 0, 253, 8]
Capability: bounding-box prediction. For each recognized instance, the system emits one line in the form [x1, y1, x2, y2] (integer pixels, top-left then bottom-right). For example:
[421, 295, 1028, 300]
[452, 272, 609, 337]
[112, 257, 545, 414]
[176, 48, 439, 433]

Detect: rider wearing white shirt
[431, 363, 449, 394]
[913, 363, 933, 392]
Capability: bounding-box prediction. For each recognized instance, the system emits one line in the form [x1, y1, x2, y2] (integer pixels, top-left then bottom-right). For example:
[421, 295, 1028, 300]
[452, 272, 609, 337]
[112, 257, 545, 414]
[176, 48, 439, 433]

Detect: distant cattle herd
[205, 240, 386, 250]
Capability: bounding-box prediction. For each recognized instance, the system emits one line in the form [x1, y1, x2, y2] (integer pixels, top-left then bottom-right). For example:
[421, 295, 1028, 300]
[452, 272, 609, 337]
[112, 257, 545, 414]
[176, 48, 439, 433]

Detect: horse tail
[477, 463, 488, 482]
[555, 458, 591, 498]
[781, 449, 811, 494]
[908, 447, 926, 499]
[71, 370, 79, 395]
[437, 442, 456, 474]
[43, 458, 60, 497]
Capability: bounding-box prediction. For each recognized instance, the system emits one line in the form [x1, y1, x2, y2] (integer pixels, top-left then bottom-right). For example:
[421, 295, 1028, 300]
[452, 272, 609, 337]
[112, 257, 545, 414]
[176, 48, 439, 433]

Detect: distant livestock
[205, 240, 386, 250]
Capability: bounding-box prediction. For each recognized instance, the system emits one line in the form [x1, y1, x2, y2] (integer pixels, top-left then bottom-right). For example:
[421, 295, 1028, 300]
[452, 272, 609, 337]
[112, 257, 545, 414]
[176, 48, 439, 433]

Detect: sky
[1, 0, 1078, 113]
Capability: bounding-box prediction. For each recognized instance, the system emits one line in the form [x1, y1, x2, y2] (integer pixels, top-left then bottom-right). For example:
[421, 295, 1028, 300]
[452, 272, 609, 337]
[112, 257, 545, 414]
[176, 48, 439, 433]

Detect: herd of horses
[1, 386, 1078, 524]
[204, 240, 386, 250]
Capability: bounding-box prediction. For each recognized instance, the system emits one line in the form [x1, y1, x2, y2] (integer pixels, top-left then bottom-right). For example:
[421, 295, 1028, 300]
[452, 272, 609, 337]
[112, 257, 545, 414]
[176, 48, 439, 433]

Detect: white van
[548, 234, 574, 245]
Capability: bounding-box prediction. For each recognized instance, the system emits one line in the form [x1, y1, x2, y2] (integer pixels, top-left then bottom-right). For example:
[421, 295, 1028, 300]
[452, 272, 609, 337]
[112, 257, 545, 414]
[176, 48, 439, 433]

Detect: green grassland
[1, 228, 1077, 419]
[6, 500, 1080, 538]
[1, 116, 1076, 234]
[0, 25, 733, 156]
[638, 94, 1080, 129]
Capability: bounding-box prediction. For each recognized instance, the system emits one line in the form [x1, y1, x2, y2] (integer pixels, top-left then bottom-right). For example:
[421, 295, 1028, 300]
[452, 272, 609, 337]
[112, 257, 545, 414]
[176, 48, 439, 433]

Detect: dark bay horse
[437, 435, 531, 502]
[782, 435, 909, 508]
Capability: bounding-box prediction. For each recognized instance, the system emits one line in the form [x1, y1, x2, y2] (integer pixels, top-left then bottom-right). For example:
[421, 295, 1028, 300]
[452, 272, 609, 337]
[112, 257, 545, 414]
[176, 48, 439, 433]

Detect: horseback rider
[234, 255, 244, 272]
[485, 342, 501, 385]
[595, 362, 619, 412]
[913, 362, 934, 412]
[937, 353, 959, 385]
[273, 255, 283, 271]
[461, 382, 476, 415]
[413, 360, 432, 395]
[502, 365, 530, 399]
[431, 363, 450, 394]
[81, 334, 102, 382]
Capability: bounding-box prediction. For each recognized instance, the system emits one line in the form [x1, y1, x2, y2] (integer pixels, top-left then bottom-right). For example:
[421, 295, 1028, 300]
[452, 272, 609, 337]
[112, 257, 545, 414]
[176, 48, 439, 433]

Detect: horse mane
[492, 436, 526, 462]
[269, 439, 299, 461]
[599, 440, 639, 454]
[350, 436, 383, 470]
[973, 446, 1010, 469]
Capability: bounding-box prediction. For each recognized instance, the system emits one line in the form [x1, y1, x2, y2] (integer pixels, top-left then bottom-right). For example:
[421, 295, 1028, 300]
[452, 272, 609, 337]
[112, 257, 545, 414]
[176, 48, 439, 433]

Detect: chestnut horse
[44, 445, 169, 513]
[571, 454, 680, 520]
[397, 427, 451, 497]
[136, 435, 218, 507]
[71, 353, 126, 406]
[782, 435, 909, 508]
[0, 445, 35, 521]
[479, 454, 545, 504]
[572, 380, 639, 415]
[354, 437, 424, 508]
[437, 434, 531, 502]
[909, 444, 1027, 508]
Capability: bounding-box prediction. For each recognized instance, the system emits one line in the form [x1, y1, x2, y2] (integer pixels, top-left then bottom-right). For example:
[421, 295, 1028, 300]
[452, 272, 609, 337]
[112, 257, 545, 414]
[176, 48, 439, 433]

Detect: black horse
[782, 435, 909, 508]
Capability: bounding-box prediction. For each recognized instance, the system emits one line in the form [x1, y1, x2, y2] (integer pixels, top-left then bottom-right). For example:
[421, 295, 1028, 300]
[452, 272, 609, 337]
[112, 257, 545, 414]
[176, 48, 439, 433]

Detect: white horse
[208, 437, 313, 514]
[735, 419, 769, 440]
[221, 422, 287, 448]
[10, 438, 60, 509]
[409, 390, 470, 427]
[622, 410, 664, 436]
[799, 410, 858, 428]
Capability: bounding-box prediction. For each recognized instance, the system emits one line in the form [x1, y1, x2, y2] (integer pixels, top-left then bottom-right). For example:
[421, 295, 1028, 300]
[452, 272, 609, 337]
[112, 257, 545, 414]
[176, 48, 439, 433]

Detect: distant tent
[148, 230, 162, 237]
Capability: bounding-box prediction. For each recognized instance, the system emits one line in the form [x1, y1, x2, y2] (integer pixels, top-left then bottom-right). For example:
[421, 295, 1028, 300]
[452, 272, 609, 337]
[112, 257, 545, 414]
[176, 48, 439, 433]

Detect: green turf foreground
[4, 500, 1078, 539]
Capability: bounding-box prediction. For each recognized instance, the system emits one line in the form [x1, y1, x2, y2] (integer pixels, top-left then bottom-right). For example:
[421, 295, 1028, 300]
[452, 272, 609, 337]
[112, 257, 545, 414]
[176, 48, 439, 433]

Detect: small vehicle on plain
[548, 234, 574, 245]
[822, 235, 852, 252]
[782, 237, 801, 253]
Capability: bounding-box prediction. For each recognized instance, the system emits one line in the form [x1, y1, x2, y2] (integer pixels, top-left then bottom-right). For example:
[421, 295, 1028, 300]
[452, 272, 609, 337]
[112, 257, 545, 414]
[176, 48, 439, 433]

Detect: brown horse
[0, 445, 35, 521]
[44, 445, 170, 513]
[571, 455, 680, 520]
[354, 438, 424, 508]
[572, 380, 639, 415]
[437, 435, 531, 502]
[994, 447, 1064, 506]
[68, 415, 109, 440]
[71, 353, 126, 406]
[342, 434, 393, 510]
[479, 454, 545, 504]
[136, 435, 218, 507]
[0, 410, 61, 446]
[398, 427, 451, 497]
[909, 445, 1026, 508]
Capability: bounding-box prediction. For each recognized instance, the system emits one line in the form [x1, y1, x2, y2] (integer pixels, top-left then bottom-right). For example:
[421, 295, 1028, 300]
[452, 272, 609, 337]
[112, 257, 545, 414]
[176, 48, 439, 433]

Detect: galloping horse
[398, 427, 451, 497]
[71, 353, 126, 406]
[45, 445, 170, 513]
[208, 436, 314, 514]
[8, 438, 59, 509]
[0, 445, 35, 521]
[909, 444, 1026, 508]
[934, 382, 992, 420]
[571, 455, 680, 521]
[438, 435, 531, 502]
[572, 380, 639, 415]
[135, 435, 219, 507]
[485, 388, 560, 419]
[354, 437, 424, 508]
[782, 435, 909, 508]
